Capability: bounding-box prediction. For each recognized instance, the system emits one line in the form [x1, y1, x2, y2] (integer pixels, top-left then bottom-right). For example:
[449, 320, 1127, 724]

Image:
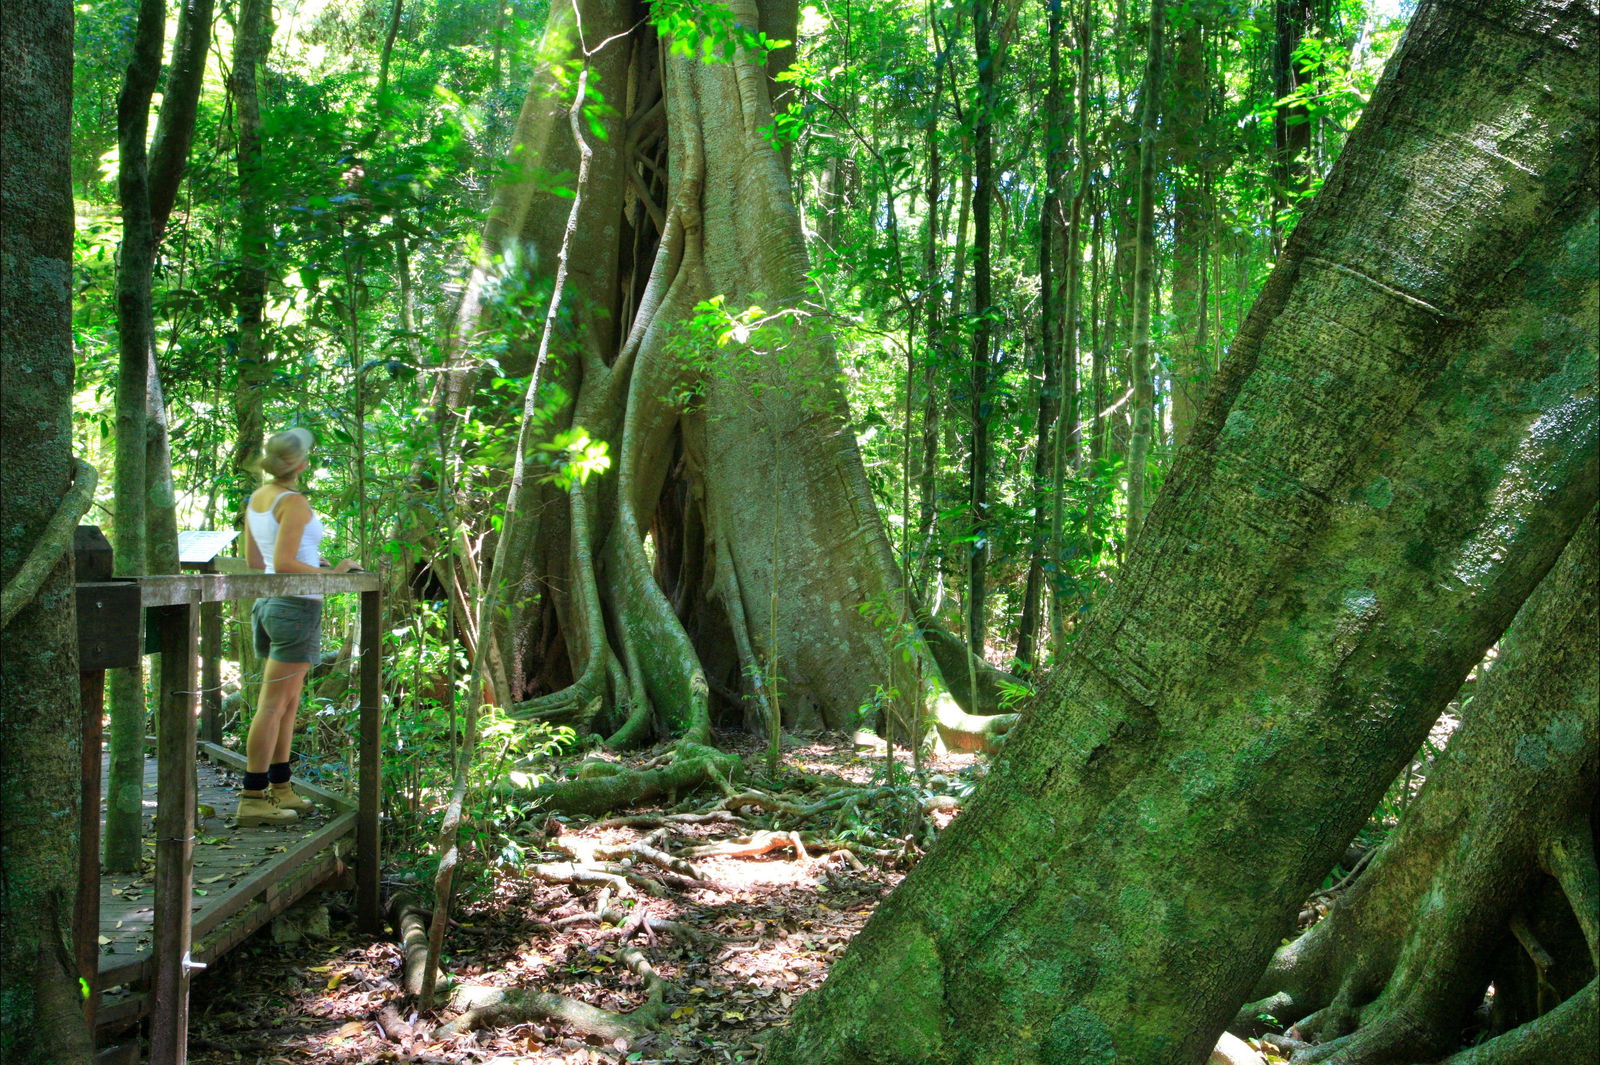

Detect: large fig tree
[439, 0, 1008, 769]
[761, 0, 1598, 1061]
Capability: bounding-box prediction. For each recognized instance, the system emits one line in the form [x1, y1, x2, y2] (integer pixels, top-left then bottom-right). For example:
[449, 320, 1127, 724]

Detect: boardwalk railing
[76, 556, 382, 1065]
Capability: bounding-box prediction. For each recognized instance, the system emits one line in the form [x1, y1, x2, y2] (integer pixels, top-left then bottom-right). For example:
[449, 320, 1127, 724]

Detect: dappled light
[3, 0, 1594, 1063]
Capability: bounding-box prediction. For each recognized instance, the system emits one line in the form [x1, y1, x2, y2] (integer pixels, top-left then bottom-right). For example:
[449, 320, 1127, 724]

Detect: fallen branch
[555, 904, 725, 947]
[593, 809, 748, 830]
[529, 861, 660, 898]
[682, 829, 900, 864]
[597, 839, 705, 882]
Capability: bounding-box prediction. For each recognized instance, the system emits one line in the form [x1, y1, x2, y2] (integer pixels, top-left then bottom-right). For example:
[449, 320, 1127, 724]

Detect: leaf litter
[185, 732, 981, 1064]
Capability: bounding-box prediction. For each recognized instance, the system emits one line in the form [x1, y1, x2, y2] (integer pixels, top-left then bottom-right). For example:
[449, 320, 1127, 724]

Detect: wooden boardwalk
[95, 743, 357, 1033]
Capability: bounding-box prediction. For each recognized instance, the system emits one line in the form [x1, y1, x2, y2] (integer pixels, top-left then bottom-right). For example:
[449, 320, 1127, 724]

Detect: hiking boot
[270, 782, 315, 814]
[235, 790, 298, 827]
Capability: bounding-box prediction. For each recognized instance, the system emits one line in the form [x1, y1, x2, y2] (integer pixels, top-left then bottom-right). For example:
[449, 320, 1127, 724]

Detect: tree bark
[764, 1, 1599, 1061]
[1014, 0, 1067, 671]
[1272, 0, 1322, 249]
[104, 0, 165, 874]
[1169, 6, 1207, 446]
[1239, 510, 1598, 1062]
[229, 0, 273, 503]
[448, 0, 1011, 768]
[148, 0, 216, 242]
[915, 5, 949, 592]
[1048, 0, 1091, 657]
[145, 0, 211, 573]
[377, 0, 405, 103]
[0, 0, 96, 1057]
[1124, 0, 1164, 548]
[967, 0, 996, 657]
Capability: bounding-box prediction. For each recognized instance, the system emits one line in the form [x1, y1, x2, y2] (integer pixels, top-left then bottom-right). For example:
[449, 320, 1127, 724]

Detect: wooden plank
[193, 849, 343, 965]
[149, 601, 197, 1065]
[95, 990, 150, 1032]
[137, 571, 379, 607]
[77, 670, 106, 1030]
[100, 844, 344, 1029]
[98, 952, 150, 990]
[77, 581, 142, 670]
[357, 588, 383, 933]
[189, 812, 356, 942]
[199, 598, 222, 743]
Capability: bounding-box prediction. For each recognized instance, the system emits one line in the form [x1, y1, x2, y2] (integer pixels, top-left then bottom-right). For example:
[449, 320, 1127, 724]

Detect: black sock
[268, 762, 292, 785]
[243, 771, 269, 791]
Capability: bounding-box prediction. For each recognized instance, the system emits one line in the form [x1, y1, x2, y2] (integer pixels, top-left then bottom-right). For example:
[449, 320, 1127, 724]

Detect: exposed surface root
[1427, 979, 1596, 1065]
[437, 943, 672, 1040]
[387, 893, 431, 998]
[1286, 979, 1597, 1065]
[516, 742, 743, 816]
[931, 692, 1018, 753]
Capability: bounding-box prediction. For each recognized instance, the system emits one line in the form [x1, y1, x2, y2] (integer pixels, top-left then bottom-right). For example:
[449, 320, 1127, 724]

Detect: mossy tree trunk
[1014, 0, 1066, 672]
[446, 0, 1010, 758]
[0, 0, 96, 1058]
[1168, 5, 1208, 447]
[764, 1, 1598, 1062]
[104, 0, 166, 874]
[104, 0, 214, 870]
[229, 0, 273, 504]
[1123, 0, 1164, 546]
[966, 0, 996, 658]
[1238, 509, 1597, 1063]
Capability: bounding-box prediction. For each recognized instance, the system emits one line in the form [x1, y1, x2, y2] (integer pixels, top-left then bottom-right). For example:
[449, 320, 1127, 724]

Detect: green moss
[1364, 476, 1394, 509]
[1040, 1006, 1117, 1064]
[857, 923, 948, 1062]
[1513, 733, 1551, 770]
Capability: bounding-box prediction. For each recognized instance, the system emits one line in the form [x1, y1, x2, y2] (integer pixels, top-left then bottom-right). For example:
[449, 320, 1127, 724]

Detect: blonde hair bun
[255, 427, 315, 479]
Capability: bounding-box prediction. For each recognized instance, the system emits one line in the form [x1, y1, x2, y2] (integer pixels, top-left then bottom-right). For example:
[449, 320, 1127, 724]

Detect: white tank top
[247, 489, 326, 600]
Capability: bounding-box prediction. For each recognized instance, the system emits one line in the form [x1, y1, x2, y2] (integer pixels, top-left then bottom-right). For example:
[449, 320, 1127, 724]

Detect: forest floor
[175, 724, 1340, 1065]
[183, 732, 979, 1065]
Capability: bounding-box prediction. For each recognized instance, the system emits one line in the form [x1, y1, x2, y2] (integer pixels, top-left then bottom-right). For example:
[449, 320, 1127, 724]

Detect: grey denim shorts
[251, 596, 324, 664]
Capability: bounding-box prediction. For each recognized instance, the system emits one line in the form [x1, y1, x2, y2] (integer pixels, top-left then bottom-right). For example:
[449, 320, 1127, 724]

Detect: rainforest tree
[1239, 509, 1598, 1060]
[444, 0, 1012, 772]
[764, 0, 1599, 1060]
[0, 0, 96, 1059]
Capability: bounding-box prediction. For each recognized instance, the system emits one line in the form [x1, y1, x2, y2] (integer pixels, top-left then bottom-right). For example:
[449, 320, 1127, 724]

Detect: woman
[237, 428, 357, 826]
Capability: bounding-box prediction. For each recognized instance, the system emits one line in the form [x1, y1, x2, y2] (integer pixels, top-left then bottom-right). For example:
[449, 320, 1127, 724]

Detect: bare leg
[246, 659, 312, 774]
[272, 665, 310, 766]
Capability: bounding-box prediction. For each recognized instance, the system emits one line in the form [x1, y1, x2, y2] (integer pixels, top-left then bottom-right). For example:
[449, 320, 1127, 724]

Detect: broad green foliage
[68, 0, 1416, 886]
[783, 0, 1408, 657]
[381, 601, 572, 880]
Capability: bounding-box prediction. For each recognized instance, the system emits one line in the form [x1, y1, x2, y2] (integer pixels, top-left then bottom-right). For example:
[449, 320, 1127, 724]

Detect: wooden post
[149, 600, 197, 1065]
[199, 597, 222, 743]
[76, 669, 106, 1030]
[356, 588, 383, 933]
